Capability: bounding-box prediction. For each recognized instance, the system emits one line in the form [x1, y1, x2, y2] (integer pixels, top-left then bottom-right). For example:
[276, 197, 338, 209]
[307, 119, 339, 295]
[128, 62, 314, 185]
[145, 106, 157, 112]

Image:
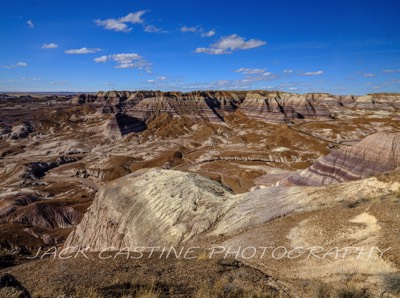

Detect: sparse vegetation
[335, 287, 371, 298]
[73, 285, 102, 298]
[384, 273, 400, 295]
[195, 278, 281, 298]
[135, 285, 162, 298]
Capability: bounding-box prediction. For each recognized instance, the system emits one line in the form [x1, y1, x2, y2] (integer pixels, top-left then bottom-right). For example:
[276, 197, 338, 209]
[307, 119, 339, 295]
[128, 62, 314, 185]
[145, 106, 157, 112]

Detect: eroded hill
[0, 90, 399, 297]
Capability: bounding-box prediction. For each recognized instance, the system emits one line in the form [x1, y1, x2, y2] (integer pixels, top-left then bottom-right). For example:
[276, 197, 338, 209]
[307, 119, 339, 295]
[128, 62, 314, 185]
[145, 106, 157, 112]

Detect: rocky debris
[104, 113, 147, 138]
[0, 273, 31, 298]
[278, 132, 400, 186]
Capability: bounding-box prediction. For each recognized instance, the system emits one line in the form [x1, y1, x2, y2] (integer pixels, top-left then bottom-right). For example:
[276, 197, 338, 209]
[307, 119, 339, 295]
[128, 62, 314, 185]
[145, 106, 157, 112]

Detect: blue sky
[0, 0, 399, 94]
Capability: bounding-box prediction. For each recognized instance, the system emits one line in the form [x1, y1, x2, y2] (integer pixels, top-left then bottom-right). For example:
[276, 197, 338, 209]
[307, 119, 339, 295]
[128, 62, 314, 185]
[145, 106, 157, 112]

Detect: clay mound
[0, 193, 88, 229]
[87, 155, 139, 181]
[104, 113, 147, 138]
[0, 194, 39, 217]
[65, 168, 236, 250]
[280, 132, 400, 186]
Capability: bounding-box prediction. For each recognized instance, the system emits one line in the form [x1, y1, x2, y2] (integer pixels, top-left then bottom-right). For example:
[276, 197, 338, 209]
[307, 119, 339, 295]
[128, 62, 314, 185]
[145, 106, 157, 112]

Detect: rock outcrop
[65, 168, 236, 250]
[278, 132, 400, 186]
[104, 113, 147, 138]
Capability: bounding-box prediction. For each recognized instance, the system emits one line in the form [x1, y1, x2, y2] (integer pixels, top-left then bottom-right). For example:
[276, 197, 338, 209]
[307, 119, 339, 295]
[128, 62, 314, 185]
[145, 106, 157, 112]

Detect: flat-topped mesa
[70, 90, 400, 125]
[239, 91, 334, 123]
[126, 91, 244, 122]
[278, 132, 400, 186]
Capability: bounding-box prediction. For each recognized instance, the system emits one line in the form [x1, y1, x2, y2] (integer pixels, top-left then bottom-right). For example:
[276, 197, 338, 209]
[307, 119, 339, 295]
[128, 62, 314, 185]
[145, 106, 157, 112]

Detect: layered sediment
[69, 90, 400, 126]
[279, 132, 400, 186]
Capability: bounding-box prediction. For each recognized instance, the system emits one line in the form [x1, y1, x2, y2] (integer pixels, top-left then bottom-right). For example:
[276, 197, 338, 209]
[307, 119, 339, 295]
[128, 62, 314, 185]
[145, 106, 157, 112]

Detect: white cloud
[94, 53, 150, 70]
[20, 77, 42, 81]
[95, 10, 147, 32]
[180, 26, 199, 33]
[119, 11, 147, 24]
[233, 67, 277, 84]
[158, 76, 167, 81]
[235, 68, 266, 75]
[201, 30, 215, 37]
[41, 43, 58, 49]
[50, 81, 66, 85]
[180, 26, 215, 37]
[301, 70, 324, 76]
[362, 73, 376, 77]
[195, 34, 266, 54]
[104, 82, 114, 86]
[65, 47, 102, 54]
[283, 69, 293, 73]
[382, 69, 400, 73]
[94, 55, 108, 63]
[27, 19, 34, 28]
[2, 62, 28, 69]
[144, 25, 162, 33]
[95, 19, 131, 32]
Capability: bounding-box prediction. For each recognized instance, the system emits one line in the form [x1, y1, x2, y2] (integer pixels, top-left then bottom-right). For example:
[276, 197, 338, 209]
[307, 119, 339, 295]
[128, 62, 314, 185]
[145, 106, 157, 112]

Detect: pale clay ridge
[65, 168, 237, 250]
[65, 166, 400, 252]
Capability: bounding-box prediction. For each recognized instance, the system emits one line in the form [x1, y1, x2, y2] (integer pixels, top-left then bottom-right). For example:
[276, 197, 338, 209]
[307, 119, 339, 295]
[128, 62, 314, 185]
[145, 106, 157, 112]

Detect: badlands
[0, 90, 400, 297]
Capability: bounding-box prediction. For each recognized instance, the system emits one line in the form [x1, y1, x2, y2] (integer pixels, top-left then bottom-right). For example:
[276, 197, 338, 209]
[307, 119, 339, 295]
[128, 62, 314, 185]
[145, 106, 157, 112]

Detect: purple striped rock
[279, 132, 400, 186]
